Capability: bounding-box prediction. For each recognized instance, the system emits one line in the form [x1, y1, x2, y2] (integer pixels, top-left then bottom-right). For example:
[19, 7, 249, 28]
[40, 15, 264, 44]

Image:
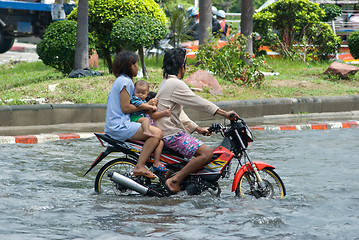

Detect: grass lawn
[0, 57, 358, 105]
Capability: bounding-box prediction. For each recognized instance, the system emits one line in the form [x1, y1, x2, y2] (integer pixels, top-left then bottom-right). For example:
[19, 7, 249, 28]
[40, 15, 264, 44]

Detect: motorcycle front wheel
[94, 158, 138, 195]
[235, 168, 286, 199]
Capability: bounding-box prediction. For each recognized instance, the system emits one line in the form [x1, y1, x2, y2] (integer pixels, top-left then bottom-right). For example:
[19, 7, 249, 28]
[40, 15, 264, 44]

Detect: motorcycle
[84, 117, 286, 199]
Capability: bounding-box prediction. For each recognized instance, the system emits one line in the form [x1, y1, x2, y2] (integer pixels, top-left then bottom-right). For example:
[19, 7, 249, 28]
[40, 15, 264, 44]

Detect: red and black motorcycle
[84, 117, 286, 199]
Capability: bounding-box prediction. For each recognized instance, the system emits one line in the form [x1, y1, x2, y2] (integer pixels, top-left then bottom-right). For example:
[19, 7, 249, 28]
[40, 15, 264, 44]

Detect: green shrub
[254, 0, 341, 61]
[111, 14, 167, 78]
[348, 31, 359, 59]
[37, 20, 94, 74]
[308, 22, 341, 60]
[37, 20, 77, 74]
[197, 33, 265, 88]
[111, 14, 167, 51]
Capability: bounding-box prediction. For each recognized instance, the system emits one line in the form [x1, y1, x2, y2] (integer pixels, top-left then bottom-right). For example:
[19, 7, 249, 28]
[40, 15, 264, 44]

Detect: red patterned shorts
[163, 131, 203, 160]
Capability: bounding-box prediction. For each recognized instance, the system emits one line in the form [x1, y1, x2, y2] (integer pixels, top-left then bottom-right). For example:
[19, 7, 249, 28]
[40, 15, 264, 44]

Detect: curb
[0, 132, 94, 144]
[249, 120, 358, 131]
[9, 46, 26, 52]
[9, 42, 37, 53]
[1, 121, 357, 144]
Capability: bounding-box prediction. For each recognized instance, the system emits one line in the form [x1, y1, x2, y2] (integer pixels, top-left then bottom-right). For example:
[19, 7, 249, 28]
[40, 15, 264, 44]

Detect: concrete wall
[1, 95, 359, 127]
[184, 95, 359, 121]
[0, 104, 106, 127]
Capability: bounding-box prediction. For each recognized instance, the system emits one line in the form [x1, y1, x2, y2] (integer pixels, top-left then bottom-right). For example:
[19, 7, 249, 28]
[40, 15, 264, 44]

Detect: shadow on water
[0, 126, 358, 239]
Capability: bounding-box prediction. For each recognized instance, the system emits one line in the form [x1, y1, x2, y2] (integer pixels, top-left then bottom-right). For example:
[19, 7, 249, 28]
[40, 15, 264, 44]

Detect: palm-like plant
[167, 6, 191, 47]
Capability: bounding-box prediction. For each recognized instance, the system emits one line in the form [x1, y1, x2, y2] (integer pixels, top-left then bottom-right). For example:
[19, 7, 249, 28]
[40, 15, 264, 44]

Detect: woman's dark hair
[113, 51, 138, 78]
[162, 47, 187, 78]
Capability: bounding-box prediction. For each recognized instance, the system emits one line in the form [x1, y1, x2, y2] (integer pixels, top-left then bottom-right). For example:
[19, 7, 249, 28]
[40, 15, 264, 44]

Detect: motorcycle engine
[185, 183, 202, 195]
[184, 177, 217, 195]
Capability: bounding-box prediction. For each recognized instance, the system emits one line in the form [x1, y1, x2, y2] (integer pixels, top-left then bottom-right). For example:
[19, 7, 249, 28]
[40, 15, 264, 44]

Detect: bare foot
[165, 178, 181, 193]
[143, 131, 154, 138]
[132, 167, 156, 178]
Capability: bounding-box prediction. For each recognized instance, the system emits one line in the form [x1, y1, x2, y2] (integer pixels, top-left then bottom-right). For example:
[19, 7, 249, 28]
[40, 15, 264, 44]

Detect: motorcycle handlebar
[208, 124, 219, 133]
[229, 113, 240, 122]
[208, 114, 242, 133]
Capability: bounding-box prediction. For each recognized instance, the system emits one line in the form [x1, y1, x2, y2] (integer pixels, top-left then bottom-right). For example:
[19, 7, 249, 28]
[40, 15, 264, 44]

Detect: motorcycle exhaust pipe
[108, 171, 160, 196]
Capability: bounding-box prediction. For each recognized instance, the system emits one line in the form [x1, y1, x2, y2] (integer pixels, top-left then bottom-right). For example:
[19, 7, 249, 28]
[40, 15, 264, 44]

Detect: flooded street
[1, 126, 358, 239]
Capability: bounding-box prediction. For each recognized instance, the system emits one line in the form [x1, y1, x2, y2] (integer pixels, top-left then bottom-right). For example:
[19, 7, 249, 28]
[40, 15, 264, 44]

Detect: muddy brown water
[0, 125, 358, 239]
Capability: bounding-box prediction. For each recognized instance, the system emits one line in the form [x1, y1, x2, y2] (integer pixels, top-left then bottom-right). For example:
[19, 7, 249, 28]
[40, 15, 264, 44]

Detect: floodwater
[0, 125, 358, 239]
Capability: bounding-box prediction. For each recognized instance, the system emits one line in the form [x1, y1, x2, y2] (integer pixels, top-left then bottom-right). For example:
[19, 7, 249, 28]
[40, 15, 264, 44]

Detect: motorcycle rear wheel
[235, 168, 286, 199]
[94, 158, 138, 194]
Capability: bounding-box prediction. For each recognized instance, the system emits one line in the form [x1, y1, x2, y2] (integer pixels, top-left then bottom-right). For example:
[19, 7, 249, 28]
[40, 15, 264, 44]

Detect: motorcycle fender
[231, 161, 275, 192]
[83, 146, 115, 177]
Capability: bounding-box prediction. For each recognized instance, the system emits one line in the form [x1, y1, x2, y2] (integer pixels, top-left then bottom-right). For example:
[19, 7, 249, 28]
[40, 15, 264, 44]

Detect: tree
[241, 0, 254, 64]
[111, 14, 167, 79]
[74, 0, 89, 70]
[198, 0, 212, 45]
[320, 4, 342, 22]
[68, 0, 167, 73]
[253, 0, 341, 61]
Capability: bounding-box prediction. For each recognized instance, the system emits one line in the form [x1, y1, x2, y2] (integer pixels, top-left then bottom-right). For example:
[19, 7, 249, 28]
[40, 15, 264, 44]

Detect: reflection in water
[0, 128, 358, 239]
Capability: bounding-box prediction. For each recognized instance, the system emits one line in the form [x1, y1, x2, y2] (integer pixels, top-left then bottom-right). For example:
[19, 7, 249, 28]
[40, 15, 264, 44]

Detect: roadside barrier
[0, 121, 357, 144]
[0, 132, 94, 144]
[249, 120, 358, 131]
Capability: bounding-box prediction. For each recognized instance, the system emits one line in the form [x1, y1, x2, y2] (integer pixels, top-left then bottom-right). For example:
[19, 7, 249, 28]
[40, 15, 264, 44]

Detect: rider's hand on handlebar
[226, 110, 240, 121]
[215, 108, 240, 120]
[195, 126, 212, 136]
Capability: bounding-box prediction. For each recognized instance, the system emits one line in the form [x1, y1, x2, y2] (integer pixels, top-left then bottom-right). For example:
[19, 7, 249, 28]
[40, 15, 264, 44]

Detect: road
[0, 42, 39, 65]
[1, 127, 358, 239]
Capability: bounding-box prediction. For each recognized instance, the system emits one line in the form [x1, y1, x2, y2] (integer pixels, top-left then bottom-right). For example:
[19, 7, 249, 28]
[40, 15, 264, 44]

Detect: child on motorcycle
[130, 80, 171, 172]
[156, 47, 239, 193]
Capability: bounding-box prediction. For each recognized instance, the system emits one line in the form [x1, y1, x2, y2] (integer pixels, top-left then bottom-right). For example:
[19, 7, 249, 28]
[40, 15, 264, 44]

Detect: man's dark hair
[113, 51, 138, 78]
[162, 47, 187, 78]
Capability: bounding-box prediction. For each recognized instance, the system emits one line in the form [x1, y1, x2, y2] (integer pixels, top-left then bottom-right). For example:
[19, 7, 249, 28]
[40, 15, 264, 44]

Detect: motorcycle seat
[95, 133, 132, 151]
[127, 139, 185, 159]
[95, 133, 185, 159]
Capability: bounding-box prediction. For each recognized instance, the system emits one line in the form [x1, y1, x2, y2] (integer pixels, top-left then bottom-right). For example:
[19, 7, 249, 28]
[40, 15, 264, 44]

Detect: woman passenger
[105, 51, 162, 179]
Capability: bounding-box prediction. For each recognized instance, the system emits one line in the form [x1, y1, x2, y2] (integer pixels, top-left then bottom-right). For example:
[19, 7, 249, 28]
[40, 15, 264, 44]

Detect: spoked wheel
[235, 168, 286, 199]
[94, 158, 139, 195]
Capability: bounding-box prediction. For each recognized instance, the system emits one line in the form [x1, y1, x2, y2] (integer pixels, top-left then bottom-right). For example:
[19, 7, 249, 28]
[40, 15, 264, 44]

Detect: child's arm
[121, 88, 141, 114]
[149, 109, 171, 120]
[137, 102, 157, 112]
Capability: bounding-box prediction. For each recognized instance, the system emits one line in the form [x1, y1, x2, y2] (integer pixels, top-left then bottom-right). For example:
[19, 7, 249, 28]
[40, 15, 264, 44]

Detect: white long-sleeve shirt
[155, 75, 219, 138]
